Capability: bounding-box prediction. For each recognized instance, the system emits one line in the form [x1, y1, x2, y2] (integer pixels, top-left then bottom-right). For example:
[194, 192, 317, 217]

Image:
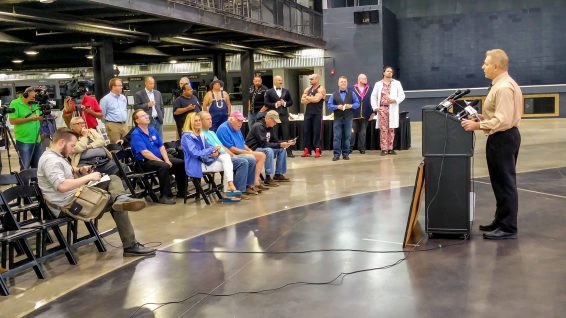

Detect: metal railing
[168, 0, 323, 38]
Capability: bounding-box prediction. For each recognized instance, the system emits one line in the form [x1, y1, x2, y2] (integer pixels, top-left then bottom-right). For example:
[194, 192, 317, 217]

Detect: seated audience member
[68, 116, 122, 175]
[181, 112, 240, 201]
[37, 128, 155, 257]
[130, 109, 186, 204]
[246, 110, 293, 183]
[216, 112, 270, 192]
[200, 111, 257, 199]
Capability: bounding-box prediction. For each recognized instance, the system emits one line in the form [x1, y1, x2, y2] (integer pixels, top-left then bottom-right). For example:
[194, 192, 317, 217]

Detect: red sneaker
[315, 148, 321, 158]
[301, 147, 311, 157]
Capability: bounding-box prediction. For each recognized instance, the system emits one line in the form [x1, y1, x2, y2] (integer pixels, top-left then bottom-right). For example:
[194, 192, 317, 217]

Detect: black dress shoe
[332, 156, 340, 161]
[483, 228, 517, 240]
[343, 155, 350, 160]
[360, 150, 366, 154]
[479, 223, 498, 232]
[123, 242, 156, 257]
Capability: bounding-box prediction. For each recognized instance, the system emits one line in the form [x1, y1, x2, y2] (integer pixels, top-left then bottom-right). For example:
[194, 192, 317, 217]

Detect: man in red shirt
[80, 93, 103, 129]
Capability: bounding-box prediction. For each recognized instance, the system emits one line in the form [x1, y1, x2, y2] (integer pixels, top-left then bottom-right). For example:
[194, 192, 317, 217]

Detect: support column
[240, 50, 255, 116]
[212, 52, 227, 86]
[93, 39, 115, 101]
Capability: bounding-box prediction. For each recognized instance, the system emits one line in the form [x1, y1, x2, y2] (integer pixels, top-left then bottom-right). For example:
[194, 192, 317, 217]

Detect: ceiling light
[24, 50, 39, 56]
[169, 60, 178, 64]
[12, 59, 23, 64]
[39, 0, 56, 3]
[48, 73, 71, 79]
[72, 46, 92, 50]
[85, 55, 93, 59]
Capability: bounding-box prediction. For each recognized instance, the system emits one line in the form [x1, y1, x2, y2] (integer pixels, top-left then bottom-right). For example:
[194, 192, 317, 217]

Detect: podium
[422, 105, 473, 237]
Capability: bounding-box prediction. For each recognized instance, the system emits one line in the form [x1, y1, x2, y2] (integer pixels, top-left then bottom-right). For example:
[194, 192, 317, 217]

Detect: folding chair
[0, 185, 77, 265]
[184, 173, 223, 205]
[0, 206, 45, 296]
[111, 149, 160, 202]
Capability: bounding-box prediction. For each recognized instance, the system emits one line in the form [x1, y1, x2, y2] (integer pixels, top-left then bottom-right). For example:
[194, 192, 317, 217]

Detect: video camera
[65, 79, 94, 99]
[33, 87, 56, 116]
[0, 104, 15, 116]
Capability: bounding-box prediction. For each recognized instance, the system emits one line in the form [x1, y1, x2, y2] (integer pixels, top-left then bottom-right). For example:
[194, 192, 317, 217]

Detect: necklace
[212, 91, 224, 109]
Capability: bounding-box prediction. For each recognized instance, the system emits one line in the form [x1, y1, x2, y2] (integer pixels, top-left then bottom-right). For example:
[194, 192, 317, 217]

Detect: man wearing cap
[246, 110, 294, 183]
[264, 75, 294, 157]
[9, 86, 44, 169]
[216, 111, 269, 193]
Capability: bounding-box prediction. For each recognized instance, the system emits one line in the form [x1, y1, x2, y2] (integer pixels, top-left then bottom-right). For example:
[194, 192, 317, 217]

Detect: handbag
[62, 185, 110, 221]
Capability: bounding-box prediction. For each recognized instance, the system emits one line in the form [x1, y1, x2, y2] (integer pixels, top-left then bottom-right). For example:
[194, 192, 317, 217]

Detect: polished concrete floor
[1, 118, 566, 317]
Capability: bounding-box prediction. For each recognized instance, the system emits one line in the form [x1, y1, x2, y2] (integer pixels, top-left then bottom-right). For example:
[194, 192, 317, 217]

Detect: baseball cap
[231, 111, 245, 121]
[265, 110, 281, 123]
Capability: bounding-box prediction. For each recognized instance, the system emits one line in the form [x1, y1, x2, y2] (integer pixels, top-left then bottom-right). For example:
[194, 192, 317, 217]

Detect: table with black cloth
[241, 111, 411, 151]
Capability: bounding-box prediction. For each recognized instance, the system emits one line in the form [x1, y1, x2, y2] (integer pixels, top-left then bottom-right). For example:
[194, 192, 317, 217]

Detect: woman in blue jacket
[181, 112, 239, 201]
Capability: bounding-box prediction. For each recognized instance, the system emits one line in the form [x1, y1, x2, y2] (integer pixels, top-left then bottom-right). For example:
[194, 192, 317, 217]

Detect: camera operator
[8, 87, 44, 170]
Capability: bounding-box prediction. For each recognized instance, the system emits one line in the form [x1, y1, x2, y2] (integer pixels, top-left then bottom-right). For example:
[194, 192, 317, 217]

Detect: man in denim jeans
[9, 87, 44, 170]
[245, 110, 294, 184]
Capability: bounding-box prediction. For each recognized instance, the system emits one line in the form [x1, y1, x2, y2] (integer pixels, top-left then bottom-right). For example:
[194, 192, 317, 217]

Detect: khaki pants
[105, 122, 128, 144]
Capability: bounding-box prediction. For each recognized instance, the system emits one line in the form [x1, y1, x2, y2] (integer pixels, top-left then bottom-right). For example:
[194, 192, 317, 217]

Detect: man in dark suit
[264, 75, 294, 157]
[134, 76, 164, 137]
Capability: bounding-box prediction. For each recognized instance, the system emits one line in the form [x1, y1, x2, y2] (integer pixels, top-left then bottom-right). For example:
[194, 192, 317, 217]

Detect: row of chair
[0, 170, 108, 296]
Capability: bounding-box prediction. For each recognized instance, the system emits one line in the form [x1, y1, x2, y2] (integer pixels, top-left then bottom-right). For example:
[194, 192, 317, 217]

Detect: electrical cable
[127, 240, 467, 318]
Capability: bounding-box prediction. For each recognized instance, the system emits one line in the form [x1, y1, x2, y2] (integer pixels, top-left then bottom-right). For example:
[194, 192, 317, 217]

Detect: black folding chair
[0, 185, 77, 266]
[111, 149, 160, 202]
[184, 173, 223, 205]
[0, 204, 45, 296]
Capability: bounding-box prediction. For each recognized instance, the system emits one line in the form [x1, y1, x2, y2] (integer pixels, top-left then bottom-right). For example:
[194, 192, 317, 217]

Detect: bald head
[309, 73, 319, 85]
[179, 76, 189, 88]
[145, 76, 155, 91]
[274, 75, 283, 88]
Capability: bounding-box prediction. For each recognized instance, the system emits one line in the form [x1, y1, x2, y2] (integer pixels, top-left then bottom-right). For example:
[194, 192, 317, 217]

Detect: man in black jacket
[264, 75, 294, 157]
[246, 111, 295, 183]
[247, 75, 269, 129]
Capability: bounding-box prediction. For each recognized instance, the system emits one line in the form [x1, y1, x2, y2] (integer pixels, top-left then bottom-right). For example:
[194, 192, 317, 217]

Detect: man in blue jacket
[327, 76, 360, 161]
[350, 74, 373, 154]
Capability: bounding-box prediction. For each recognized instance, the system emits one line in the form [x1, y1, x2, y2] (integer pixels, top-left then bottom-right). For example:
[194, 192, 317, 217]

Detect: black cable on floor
[128, 240, 466, 318]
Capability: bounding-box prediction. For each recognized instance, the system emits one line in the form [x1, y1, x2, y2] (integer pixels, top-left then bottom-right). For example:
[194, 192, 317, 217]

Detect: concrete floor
[1, 118, 566, 317]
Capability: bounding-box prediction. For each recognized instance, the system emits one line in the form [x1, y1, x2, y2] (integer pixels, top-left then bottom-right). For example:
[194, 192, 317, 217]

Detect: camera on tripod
[65, 79, 94, 99]
[33, 87, 56, 116]
[0, 104, 15, 116]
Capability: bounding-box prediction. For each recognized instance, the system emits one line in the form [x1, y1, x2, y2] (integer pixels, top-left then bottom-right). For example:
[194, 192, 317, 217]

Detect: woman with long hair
[181, 112, 240, 202]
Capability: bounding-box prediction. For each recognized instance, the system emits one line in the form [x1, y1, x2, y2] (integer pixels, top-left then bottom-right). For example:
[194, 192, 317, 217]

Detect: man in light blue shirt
[100, 77, 128, 143]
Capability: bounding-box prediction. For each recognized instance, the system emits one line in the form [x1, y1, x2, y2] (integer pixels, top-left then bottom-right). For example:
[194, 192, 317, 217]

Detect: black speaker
[354, 10, 379, 24]
[370, 10, 379, 23]
[353, 11, 363, 24]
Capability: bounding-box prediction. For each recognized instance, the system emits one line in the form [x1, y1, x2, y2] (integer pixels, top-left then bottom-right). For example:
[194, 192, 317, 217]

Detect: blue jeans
[248, 112, 258, 130]
[257, 147, 287, 176]
[232, 155, 256, 192]
[16, 141, 44, 170]
[333, 118, 353, 157]
[149, 118, 163, 138]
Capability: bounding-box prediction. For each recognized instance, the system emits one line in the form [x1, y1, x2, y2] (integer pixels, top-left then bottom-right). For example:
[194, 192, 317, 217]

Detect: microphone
[436, 89, 461, 110]
[455, 103, 481, 121]
[452, 89, 471, 101]
[437, 89, 471, 111]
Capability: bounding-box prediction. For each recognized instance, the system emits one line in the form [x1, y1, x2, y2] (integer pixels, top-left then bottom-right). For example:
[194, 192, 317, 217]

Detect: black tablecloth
[241, 112, 411, 151]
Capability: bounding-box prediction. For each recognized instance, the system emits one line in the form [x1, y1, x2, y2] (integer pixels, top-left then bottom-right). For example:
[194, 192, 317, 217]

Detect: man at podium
[462, 49, 523, 240]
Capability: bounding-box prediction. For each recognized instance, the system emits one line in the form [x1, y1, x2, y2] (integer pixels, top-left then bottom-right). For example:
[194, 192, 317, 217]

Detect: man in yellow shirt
[462, 49, 523, 240]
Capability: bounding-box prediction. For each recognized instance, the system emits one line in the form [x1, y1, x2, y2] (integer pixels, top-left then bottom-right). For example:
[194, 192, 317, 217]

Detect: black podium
[422, 105, 473, 237]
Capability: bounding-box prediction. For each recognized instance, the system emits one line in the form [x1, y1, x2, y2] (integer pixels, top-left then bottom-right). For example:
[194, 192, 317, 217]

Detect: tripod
[0, 113, 23, 174]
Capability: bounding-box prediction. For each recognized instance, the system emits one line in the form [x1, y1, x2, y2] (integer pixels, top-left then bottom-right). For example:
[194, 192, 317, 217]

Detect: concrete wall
[323, 5, 384, 87]
[385, 0, 566, 90]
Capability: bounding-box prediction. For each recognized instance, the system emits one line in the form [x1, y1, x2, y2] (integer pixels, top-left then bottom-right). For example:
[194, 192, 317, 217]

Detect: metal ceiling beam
[83, 0, 325, 48]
